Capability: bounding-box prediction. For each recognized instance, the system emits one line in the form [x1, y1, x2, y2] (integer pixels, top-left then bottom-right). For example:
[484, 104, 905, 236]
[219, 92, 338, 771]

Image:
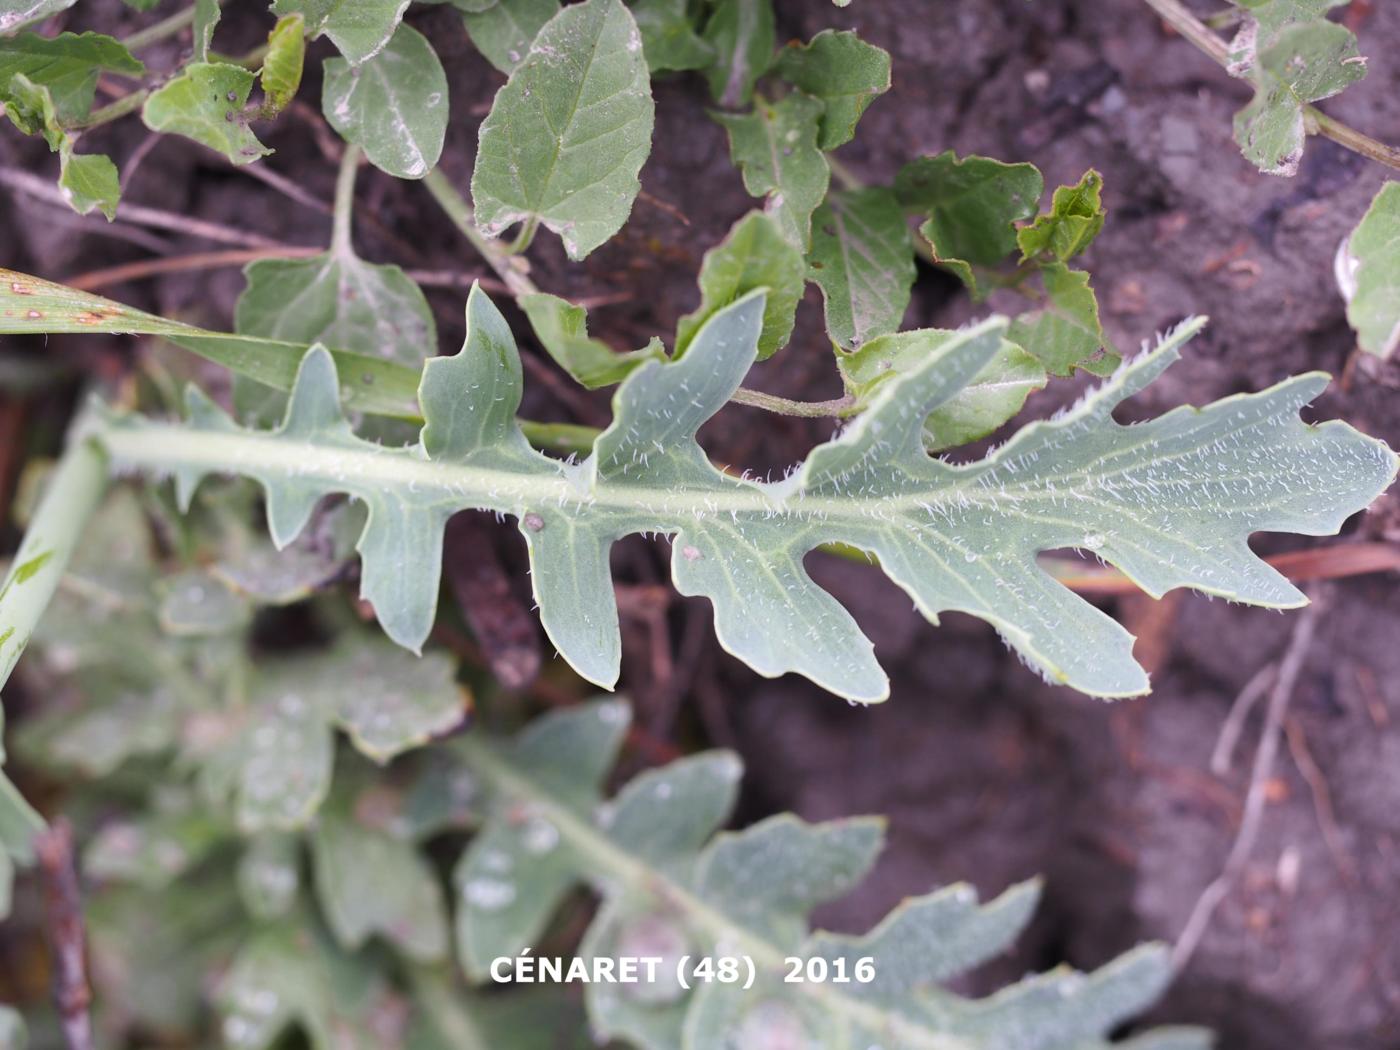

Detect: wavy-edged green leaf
[85, 808, 225, 890]
[629, 0, 712, 72]
[324, 23, 445, 180]
[840, 328, 1046, 452]
[1009, 263, 1118, 377]
[272, 0, 409, 64]
[895, 150, 1042, 297]
[676, 210, 804, 360]
[521, 292, 665, 388]
[0, 31, 142, 121]
[773, 29, 890, 150]
[0, 0, 75, 35]
[235, 248, 435, 368]
[0, 268, 423, 419]
[454, 699, 1213, 1050]
[312, 809, 449, 961]
[58, 145, 119, 220]
[238, 832, 300, 919]
[1018, 169, 1105, 263]
[93, 284, 1397, 701]
[809, 186, 914, 350]
[700, 0, 772, 108]
[1, 73, 121, 218]
[463, 0, 559, 74]
[1231, 19, 1366, 175]
[714, 92, 829, 251]
[471, 0, 654, 260]
[1339, 180, 1399, 359]
[142, 61, 271, 165]
[260, 13, 305, 116]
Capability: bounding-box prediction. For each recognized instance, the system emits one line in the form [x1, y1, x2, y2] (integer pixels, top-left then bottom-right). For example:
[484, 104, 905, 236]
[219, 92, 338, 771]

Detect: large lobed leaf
[471, 0, 655, 260]
[92, 284, 1396, 702]
[451, 699, 1213, 1050]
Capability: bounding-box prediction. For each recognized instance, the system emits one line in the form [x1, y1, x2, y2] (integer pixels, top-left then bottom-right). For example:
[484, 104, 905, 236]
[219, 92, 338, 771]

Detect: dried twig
[1210, 663, 1277, 775]
[1283, 714, 1357, 882]
[0, 167, 294, 249]
[34, 820, 94, 1050]
[1173, 593, 1322, 973]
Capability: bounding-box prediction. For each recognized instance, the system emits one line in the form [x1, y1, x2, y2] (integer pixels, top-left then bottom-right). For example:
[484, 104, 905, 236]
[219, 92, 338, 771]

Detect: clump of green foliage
[0, 0, 1396, 1045]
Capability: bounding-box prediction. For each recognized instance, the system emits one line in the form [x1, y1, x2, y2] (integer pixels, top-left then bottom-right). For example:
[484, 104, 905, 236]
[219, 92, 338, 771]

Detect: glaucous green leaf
[1232, 19, 1366, 176]
[1009, 262, 1118, 377]
[454, 700, 1214, 1050]
[472, 0, 654, 260]
[260, 13, 305, 116]
[1233, 0, 1349, 36]
[462, 0, 559, 75]
[714, 92, 829, 250]
[1017, 169, 1105, 263]
[675, 210, 804, 360]
[0, 31, 143, 121]
[85, 809, 225, 890]
[213, 502, 364, 604]
[95, 284, 1398, 701]
[700, 0, 772, 108]
[1339, 180, 1400, 359]
[808, 187, 913, 350]
[521, 292, 666, 388]
[839, 328, 1046, 452]
[224, 640, 462, 830]
[272, 0, 409, 64]
[323, 23, 446, 180]
[219, 921, 397, 1050]
[141, 61, 271, 165]
[895, 150, 1042, 297]
[772, 29, 890, 149]
[235, 250, 435, 367]
[238, 832, 300, 918]
[18, 680, 180, 777]
[0, 0, 76, 35]
[312, 810, 449, 961]
[628, 0, 712, 72]
[156, 568, 251, 636]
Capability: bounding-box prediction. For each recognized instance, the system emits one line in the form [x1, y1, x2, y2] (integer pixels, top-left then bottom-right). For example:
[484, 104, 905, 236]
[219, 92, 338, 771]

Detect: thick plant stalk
[0, 431, 107, 695]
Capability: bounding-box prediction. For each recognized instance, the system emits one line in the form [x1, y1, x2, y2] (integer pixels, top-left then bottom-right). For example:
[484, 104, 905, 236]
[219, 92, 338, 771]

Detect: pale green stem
[407, 969, 491, 1050]
[454, 735, 973, 1050]
[1138, 0, 1400, 172]
[331, 144, 361, 256]
[421, 168, 540, 300]
[67, 89, 147, 132]
[730, 387, 856, 418]
[121, 5, 198, 52]
[0, 430, 108, 697]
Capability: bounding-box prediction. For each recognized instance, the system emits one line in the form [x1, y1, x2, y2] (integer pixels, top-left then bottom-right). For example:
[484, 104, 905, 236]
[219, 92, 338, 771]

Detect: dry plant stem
[34, 821, 95, 1050]
[1172, 593, 1322, 973]
[1211, 663, 1277, 774]
[422, 168, 860, 419]
[0, 168, 289, 249]
[1139, 0, 1400, 172]
[1283, 714, 1356, 881]
[65, 247, 321, 290]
